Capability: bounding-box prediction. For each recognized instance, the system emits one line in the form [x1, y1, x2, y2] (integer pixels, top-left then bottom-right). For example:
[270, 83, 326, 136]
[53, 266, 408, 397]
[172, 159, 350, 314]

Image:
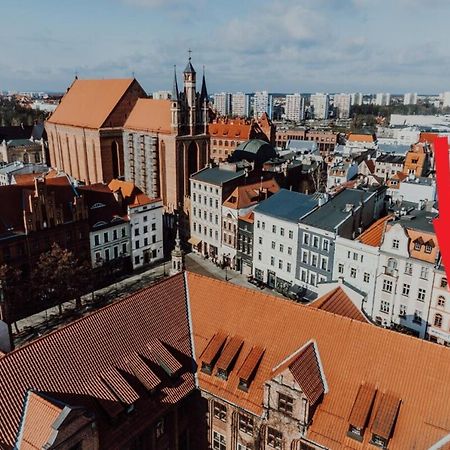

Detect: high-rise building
[442, 91, 450, 108]
[404, 92, 418, 105]
[253, 91, 273, 119]
[213, 92, 231, 116]
[375, 92, 391, 106]
[350, 92, 363, 106]
[310, 93, 329, 119]
[285, 93, 305, 122]
[231, 92, 250, 117]
[333, 93, 351, 119]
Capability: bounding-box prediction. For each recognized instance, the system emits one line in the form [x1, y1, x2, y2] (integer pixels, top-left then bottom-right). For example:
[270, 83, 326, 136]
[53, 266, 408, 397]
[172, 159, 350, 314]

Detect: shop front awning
[188, 236, 202, 246]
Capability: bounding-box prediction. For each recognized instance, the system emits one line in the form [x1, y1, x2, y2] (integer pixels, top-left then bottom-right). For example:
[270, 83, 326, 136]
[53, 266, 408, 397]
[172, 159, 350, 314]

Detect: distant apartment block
[442, 91, 450, 108]
[333, 93, 351, 119]
[213, 92, 232, 116]
[350, 92, 363, 106]
[285, 93, 305, 122]
[231, 92, 250, 117]
[375, 92, 391, 106]
[253, 91, 273, 119]
[403, 92, 417, 105]
[152, 90, 171, 99]
[310, 93, 329, 119]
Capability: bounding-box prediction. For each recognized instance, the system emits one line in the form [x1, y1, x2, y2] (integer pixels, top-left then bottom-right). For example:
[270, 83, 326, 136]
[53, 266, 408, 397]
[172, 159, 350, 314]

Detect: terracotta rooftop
[124, 98, 172, 134]
[239, 211, 255, 224]
[17, 391, 64, 450]
[187, 272, 450, 449]
[0, 274, 195, 449]
[108, 179, 160, 208]
[357, 215, 393, 247]
[209, 119, 252, 140]
[347, 133, 376, 143]
[310, 286, 368, 322]
[223, 179, 279, 209]
[47, 78, 138, 129]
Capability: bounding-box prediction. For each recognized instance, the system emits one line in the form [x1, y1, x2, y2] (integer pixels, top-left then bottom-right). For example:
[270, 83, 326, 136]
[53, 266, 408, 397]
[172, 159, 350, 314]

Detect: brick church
[45, 56, 210, 215]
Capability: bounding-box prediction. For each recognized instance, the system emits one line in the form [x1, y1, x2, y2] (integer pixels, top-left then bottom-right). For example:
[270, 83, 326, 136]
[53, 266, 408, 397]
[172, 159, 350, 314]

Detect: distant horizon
[1, 0, 450, 94]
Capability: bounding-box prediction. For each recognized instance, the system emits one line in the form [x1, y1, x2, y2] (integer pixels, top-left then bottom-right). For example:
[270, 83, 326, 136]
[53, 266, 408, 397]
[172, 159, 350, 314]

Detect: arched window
[219, 140, 223, 146]
[434, 313, 443, 328]
[386, 258, 397, 275]
[437, 296, 446, 307]
[111, 140, 121, 179]
[441, 277, 448, 288]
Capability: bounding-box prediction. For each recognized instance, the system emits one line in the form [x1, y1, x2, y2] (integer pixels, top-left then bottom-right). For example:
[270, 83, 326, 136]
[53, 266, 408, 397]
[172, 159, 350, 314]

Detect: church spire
[184, 49, 196, 74]
[200, 65, 208, 104]
[172, 65, 179, 101]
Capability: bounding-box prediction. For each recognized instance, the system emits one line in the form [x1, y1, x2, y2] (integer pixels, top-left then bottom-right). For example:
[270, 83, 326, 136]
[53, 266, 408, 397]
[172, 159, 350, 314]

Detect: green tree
[32, 243, 87, 314]
[0, 265, 23, 332]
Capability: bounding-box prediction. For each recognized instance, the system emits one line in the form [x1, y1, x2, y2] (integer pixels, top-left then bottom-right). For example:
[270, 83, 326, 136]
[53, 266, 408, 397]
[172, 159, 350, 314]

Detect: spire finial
[188, 48, 192, 61]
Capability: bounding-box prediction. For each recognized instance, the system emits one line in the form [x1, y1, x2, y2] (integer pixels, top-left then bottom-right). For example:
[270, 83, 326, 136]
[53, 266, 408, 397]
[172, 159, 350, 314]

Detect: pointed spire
[200, 65, 208, 103]
[184, 49, 196, 74]
[172, 65, 179, 101]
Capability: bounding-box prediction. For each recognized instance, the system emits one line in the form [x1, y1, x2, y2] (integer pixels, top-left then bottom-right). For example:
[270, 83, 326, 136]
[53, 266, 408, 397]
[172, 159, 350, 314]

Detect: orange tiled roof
[108, 179, 159, 207]
[18, 391, 64, 450]
[357, 215, 393, 247]
[419, 132, 439, 144]
[47, 78, 136, 129]
[239, 211, 254, 224]
[223, 179, 279, 209]
[209, 118, 252, 140]
[0, 274, 195, 449]
[347, 133, 376, 143]
[310, 287, 368, 322]
[124, 98, 172, 134]
[187, 272, 450, 449]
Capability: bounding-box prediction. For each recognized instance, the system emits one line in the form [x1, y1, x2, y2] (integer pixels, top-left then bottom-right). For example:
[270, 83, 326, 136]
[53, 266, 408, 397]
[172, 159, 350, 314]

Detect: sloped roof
[357, 215, 393, 247]
[187, 272, 450, 449]
[310, 286, 368, 322]
[17, 391, 64, 450]
[347, 133, 376, 143]
[108, 179, 160, 207]
[272, 341, 326, 405]
[239, 211, 254, 224]
[0, 274, 195, 449]
[124, 98, 172, 134]
[47, 78, 137, 129]
[209, 119, 252, 140]
[223, 179, 279, 209]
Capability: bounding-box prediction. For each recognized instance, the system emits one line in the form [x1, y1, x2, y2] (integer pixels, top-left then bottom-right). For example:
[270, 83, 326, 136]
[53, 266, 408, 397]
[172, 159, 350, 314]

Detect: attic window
[215, 336, 244, 381]
[370, 393, 401, 448]
[200, 332, 227, 375]
[347, 384, 377, 442]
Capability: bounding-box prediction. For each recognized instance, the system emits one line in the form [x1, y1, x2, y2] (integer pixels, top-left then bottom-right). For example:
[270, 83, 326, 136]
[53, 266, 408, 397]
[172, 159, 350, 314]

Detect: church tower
[183, 51, 197, 135]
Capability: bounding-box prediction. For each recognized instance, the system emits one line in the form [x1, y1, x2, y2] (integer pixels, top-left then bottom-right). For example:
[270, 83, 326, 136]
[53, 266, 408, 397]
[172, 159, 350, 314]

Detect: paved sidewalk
[13, 259, 171, 348]
[185, 252, 286, 299]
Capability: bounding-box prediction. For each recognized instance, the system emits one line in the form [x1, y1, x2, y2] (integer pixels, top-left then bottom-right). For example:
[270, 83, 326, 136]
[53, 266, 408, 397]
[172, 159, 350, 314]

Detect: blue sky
[1, 0, 449, 94]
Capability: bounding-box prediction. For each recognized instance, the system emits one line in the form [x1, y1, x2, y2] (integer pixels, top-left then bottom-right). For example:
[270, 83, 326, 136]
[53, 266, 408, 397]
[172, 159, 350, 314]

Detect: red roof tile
[0, 273, 195, 449]
[357, 215, 393, 247]
[348, 383, 377, 429]
[310, 287, 368, 322]
[124, 98, 172, 134]
[47, 78, 139, 129]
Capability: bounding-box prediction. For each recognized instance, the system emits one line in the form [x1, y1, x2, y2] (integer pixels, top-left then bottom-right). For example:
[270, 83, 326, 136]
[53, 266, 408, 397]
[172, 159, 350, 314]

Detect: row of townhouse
[80, 179, 164, 271]
[189, 164, 280, 268]
[252, 187, 385, 299]
[333, 208, 449, 345]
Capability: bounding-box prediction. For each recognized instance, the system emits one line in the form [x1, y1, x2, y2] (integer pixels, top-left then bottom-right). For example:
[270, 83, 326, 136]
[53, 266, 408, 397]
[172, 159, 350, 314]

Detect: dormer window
[201, 362, 212, 374]
[414, 242, 421, 250]
[370, 434, 388, 448]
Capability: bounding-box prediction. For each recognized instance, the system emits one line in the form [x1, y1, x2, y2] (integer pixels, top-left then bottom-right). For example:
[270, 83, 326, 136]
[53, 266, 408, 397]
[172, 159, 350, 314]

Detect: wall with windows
[90, 222, 130, 268]
[190, 179, 222, 260]
[129, 200, 163, 269]
[373, 224, 435, 338]
[297, 226, 334, 296]
[333, 236, 380, 316]
[252, 212, 298, 291]
[428, 269, 450, 346]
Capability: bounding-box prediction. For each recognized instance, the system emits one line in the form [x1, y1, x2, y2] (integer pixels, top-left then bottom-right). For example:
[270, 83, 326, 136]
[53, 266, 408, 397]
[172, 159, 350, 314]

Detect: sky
[1, 0, 450, 94]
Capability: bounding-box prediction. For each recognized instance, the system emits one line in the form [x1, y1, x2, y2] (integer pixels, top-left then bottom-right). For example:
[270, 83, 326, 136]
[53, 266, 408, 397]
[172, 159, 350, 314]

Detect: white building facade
[333, 93, 351, 119]
[213, 92, 232, 116]
[129, 199, 164, 269]
[231, 92, 250, 117]
[403, 92, 417, 105]
[428, 266, 450, 346]
[285, 93, 305, 122]
[310, 93, 329, 119]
